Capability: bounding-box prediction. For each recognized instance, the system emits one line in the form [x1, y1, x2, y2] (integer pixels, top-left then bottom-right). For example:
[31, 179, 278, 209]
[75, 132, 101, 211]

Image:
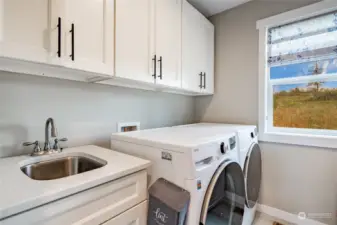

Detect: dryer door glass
[200, 160, 245, 225]
[244, 143, 262, 208]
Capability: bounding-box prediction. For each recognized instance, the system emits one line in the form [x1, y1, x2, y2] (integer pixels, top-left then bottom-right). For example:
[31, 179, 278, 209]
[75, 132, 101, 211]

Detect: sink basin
[21, 156, 107, 180]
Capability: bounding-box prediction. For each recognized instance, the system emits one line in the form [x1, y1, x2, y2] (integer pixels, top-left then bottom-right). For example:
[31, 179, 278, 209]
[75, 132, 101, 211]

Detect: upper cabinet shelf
[0, 0, 214, 96]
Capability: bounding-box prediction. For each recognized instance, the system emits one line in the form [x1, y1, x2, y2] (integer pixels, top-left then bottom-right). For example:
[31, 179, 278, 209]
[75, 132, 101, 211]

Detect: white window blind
[268, 12, 337, 65]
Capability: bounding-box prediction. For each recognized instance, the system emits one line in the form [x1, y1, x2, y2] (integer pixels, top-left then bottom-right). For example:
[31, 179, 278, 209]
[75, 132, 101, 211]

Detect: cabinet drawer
[2, 170, 147, 225]
[103, 200, 147, 225]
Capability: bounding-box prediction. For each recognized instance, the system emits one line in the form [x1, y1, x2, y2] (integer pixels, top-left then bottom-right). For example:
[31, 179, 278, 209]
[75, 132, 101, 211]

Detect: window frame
[257, 0, 337, 149]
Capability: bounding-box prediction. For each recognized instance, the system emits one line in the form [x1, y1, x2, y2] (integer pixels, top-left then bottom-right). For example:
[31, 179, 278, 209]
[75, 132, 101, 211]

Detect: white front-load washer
[175, 123, 262, 225]
[111, 126, 246, 225]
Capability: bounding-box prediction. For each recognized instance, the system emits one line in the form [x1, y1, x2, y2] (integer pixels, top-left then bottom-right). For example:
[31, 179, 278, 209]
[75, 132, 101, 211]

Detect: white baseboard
[257, 204, 327, 225]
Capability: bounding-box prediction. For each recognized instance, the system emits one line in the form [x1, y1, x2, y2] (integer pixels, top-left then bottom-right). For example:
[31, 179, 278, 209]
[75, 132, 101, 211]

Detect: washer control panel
[192, 132, 238, 170]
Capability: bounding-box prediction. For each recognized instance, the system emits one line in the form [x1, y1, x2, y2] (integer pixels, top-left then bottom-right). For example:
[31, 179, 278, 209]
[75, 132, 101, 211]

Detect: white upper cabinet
[0, 0, 214, 95]
[0, 0, 52, 63]
[202, 18, 214, 94]
[182, 0, 204, 92]
[154, 0, 182, 88]
[0, 0, 114, 75]
[182, 0, 214, 94]
[115, 0, 154, 84]
[64, 0, 114, 75]
[115, 0, 182, 87]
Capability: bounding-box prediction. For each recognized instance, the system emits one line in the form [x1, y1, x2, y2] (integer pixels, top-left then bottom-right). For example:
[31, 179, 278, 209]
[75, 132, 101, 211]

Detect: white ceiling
[187, 0, 252, 17]
[187, 0, 321, 17]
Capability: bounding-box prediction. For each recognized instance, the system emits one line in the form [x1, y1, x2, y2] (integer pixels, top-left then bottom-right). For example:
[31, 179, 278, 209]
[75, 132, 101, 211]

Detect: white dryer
[175, 123, 262, 225]
[111, 126, 246, 225]
[235, 125, 261, 225]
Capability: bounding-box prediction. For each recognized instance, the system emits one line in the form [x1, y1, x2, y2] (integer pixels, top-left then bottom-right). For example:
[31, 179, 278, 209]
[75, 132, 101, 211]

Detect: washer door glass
[244, 143, 262, 208]
[200, 160, 245, 225]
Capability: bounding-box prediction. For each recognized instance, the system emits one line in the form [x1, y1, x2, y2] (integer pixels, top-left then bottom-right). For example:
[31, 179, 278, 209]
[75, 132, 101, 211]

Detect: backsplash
[0, 72, 195, 158]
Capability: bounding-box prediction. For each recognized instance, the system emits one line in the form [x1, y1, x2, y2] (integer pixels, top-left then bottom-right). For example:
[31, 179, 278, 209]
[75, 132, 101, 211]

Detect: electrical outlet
[117, 122, 140, 133]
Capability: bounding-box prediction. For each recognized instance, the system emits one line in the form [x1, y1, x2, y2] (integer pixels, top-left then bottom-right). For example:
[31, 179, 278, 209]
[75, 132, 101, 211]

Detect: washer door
[244, 143, 262, 208]
[200, 160, 245, 225]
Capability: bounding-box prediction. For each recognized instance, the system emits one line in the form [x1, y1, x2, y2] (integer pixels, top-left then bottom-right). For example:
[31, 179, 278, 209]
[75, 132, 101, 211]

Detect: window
[257, 1, 337, 148]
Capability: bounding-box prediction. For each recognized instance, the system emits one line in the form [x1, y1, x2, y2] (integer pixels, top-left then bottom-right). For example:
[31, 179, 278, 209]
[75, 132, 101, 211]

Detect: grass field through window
[273, 82, 337, 129]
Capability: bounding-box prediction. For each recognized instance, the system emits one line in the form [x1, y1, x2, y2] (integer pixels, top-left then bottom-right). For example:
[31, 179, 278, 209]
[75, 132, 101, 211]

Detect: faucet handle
[23, 141, 43, 156]
[23, 141, 38, 147]
[58, 138, 68, 142]
[53, 138, 68, 151]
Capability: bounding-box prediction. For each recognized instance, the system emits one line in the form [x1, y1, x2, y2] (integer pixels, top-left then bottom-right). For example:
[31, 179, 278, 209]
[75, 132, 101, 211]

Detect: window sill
[259, 132, 337, 149]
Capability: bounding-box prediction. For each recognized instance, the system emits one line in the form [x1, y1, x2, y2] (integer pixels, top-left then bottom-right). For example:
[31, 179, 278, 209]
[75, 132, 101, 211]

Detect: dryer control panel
[229, 136, 236, 150]
[191, 133, 239, 179]
[220, 136, 236, 154]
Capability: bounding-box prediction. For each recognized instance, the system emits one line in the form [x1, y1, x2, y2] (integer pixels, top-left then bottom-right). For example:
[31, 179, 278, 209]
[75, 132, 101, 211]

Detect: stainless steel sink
[21, 156, 107, 180]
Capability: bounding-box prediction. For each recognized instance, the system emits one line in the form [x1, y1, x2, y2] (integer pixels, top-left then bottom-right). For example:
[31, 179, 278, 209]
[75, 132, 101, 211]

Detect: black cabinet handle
[203, 72, 206, 89]
[158, 56, 163, 80]
[152, 55, 157, 79]
[57, 17, 61, 58]
[69, 23, 75, 61]
[199, 72, 203, 88]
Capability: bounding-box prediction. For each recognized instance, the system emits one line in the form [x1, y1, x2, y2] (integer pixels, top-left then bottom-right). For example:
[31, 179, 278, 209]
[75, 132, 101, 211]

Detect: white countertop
[0, 145, 151, 220]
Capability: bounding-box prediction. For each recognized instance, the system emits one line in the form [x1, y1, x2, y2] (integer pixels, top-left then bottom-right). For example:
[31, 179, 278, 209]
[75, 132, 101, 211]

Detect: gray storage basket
[147, 178, 190, 225]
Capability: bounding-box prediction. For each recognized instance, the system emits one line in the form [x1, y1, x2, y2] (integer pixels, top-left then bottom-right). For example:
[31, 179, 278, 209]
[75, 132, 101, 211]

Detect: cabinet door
[103, 201, 147, 225]
[181, 0, 204, 93]
[64, 0, 114, 75]
[0, 0, 53, 63]
[155, 0, 182, 88]
[201, 19, 215, 94]
[115, 0, 154, 84]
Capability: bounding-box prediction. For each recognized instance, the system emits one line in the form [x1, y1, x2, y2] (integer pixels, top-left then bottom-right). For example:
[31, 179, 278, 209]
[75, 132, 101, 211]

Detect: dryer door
[200, 160, 245, 225]
[244, 143, 262, 208]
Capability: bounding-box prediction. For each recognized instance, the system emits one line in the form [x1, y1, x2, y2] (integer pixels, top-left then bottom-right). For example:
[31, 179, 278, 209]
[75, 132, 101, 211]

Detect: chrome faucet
[44, 118, 58, 151]
[23, 118, 68, 156]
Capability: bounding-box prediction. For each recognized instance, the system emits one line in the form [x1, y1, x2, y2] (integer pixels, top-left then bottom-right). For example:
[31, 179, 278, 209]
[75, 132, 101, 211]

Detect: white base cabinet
[1, 171, 148, 225]
[103, 201, 147, 225]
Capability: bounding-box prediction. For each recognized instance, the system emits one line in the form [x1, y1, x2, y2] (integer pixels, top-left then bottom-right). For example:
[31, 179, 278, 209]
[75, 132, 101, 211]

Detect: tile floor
[254, 213, 292, 225]
[254, 215, 275, 225]
[204, 212, 292, 225]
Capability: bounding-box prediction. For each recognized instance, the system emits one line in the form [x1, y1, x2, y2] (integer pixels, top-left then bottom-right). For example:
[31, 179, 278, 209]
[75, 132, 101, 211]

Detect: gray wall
[0, 72, 195, 157]
[196, 0, 337, 224]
